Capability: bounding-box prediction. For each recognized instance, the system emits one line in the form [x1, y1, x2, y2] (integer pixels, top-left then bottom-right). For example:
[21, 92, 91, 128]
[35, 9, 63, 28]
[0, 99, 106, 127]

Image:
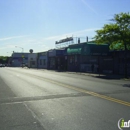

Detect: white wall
[28, 53, 38, 68]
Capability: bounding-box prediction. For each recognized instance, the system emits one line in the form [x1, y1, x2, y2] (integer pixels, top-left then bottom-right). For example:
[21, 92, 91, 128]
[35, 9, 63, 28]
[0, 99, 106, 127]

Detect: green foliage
[0, 56, 9, 63]
[94, 12, 130, 50]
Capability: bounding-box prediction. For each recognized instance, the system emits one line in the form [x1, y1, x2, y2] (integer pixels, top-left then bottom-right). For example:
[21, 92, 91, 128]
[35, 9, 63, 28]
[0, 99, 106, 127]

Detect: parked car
[2, 64, 5, 67]
[20, 63, 28, 67]
[0, 64, 5, 67]
[20, 63, 25, 67]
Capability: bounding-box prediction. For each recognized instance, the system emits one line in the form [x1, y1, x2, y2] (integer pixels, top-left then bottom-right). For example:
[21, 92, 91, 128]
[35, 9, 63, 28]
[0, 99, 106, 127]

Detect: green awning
[67, 42, 109, 55]
[67, 48, 82, 54]
[67, 44, 83, 55]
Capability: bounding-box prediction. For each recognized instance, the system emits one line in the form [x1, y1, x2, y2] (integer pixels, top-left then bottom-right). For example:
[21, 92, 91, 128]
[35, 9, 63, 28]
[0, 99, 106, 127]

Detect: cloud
[43, 28, 99, 41]
[0, 28, 99, 55]
[0, 28, 98, 47]
[80, 0, 98, 15]
[0, 43, 17, 50]
[0, 47, 7, 50]
[0, 35, 29, 41]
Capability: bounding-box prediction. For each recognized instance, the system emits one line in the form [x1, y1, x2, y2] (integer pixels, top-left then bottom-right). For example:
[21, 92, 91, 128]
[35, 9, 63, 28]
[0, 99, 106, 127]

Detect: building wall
[48, 49, 56, 69]
[67, 55, 81, 72]
[55, 48, 67, 71]
[37, 52, 48, 69]
[48, 49, 56, 57]
[28, 53, 37, 68]
[80, 55, 98, 72]
[11, 58, 28, 67]
[48, 57, 56, 70]
[11, 53, 29, 67]
[67, 54, 114, 73]
[56, 56, 68, 71]
[38, 55, 48, 69]
[111, 51, 130, 75]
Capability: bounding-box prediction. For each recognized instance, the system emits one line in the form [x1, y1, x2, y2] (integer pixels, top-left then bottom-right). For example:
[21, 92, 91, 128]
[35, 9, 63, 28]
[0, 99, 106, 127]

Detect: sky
[0, 0, 130, 56]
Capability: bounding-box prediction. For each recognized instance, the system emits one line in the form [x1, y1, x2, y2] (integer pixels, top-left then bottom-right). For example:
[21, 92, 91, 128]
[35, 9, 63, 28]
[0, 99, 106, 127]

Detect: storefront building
[48, 49, 56, 70]
[10, 52, 29, 67]
[67, 42, 109, 73]
[37, 51, 48, 69]
[55, 48, 68, 71]
[110, 50, 130, 75]
[28, 53, 38, 68]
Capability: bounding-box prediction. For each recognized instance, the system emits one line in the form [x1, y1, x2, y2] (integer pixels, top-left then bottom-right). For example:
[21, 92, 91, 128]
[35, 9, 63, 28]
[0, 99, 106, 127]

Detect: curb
[23, 67, 130, 81]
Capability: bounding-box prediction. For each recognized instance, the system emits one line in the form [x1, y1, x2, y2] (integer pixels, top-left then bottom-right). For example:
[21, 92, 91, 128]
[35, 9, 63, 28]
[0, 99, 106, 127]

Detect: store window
[43, 59, 46, 65]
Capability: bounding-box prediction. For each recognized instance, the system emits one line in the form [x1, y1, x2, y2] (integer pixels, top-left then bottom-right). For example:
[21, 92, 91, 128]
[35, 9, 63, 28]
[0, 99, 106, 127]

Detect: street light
[7, 51, 14, 53]
[7, 51, 14, 56]
[15, 46, 24, 52]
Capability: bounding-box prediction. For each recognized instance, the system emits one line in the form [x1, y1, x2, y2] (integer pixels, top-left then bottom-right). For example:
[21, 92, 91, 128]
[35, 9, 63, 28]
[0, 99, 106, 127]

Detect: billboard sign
[55, 37, 73, 44]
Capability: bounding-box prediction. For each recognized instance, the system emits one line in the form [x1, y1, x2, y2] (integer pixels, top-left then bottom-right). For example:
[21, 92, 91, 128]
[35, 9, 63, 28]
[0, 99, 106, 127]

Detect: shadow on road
[123, 84, 130, 88]
[93, 74, 125, 80]
[26, 67, 130, 80]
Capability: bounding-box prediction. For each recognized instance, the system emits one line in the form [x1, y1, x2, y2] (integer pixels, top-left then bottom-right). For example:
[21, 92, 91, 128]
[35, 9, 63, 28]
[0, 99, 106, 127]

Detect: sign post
[21, 55, 24, 67]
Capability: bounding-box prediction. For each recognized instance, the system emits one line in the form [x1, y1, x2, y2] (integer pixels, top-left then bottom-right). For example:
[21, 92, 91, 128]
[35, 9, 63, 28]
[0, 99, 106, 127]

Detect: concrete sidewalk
[67, 71, 130, 80]
[24, 67, 130, 81]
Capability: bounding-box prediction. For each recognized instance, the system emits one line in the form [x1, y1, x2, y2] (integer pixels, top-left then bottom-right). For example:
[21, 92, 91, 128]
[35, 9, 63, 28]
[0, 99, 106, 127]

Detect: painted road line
[58, 83, 130, 107]
[46, 79, 130, 107]
[12, 72, 130, 107]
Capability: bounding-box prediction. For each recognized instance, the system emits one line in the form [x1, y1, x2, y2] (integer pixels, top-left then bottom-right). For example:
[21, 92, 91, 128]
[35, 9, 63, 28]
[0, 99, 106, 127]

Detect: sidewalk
[25, 67, 130, 81]
[64, 71, 130, 81]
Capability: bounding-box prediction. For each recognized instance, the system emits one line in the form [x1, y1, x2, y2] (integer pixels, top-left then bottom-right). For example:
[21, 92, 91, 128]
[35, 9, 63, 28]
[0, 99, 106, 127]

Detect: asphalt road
[0, 67, 130, 130]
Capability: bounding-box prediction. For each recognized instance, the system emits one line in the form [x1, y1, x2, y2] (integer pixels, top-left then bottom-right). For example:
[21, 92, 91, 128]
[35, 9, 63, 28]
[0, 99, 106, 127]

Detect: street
[0, 67, 130, 130]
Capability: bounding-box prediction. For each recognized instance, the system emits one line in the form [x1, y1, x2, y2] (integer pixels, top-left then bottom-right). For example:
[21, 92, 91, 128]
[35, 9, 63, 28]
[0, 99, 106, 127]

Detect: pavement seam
[4, 68, 130, 107]
[23, 102, 46, 130]
[21, 72, 130, 107]
[0, 93, 89, 105]
[25, 73, 130, 107]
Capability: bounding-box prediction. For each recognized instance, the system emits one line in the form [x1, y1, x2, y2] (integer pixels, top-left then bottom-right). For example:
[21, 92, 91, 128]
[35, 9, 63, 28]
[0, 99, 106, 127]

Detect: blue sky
[0, 0, 130, 56]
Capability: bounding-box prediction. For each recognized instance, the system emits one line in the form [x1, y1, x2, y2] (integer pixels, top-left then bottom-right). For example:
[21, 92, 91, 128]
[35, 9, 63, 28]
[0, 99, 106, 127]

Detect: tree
[0, 56, 9, 64]
[93, 12, 130, 78]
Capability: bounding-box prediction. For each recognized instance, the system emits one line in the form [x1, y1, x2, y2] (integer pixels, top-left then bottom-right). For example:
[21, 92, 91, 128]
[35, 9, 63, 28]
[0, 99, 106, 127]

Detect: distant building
[110, 50, 130, 75]
[48, 49, 56, 70]
[48, 48, 67, 70]
[55, 48, 68, 71]
[37, 51, 48, 69]
[28, 53, 38, 68]
[10, 52, 29, 67]
[67, 42, 109, 72]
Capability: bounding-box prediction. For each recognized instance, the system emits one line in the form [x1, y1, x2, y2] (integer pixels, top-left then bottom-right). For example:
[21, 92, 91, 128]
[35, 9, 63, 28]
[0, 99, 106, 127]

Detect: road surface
[0, 67, 130, 130]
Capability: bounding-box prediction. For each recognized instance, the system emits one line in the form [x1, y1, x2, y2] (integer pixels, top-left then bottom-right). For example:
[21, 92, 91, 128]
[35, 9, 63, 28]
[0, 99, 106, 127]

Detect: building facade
[9, 42, 130, 76]
[55, 48, 68, 71]
[67, 42, 110, 73]
[48, 49, 56, 70]
[110, 50, 130, 75]
[10, 52, 29, 67]
[37, 51, 48, 69]
[28, 53, 38, 68]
